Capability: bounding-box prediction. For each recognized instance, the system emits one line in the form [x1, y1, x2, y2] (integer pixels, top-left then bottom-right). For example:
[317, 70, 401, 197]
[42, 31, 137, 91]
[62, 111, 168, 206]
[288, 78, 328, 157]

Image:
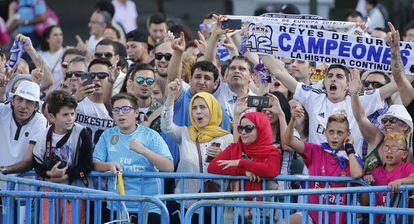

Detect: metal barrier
[16, 171, 369, 223]
[0, 175, 170, 224]
[158, 185, 414, 223]
[184, 200, 414, 224]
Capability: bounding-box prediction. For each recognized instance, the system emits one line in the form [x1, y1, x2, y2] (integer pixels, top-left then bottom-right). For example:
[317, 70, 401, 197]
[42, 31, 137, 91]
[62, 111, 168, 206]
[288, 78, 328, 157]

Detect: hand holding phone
[206, 142, 221, 162]
[247, 96, 270, 109]
[81, 72, 93, 86]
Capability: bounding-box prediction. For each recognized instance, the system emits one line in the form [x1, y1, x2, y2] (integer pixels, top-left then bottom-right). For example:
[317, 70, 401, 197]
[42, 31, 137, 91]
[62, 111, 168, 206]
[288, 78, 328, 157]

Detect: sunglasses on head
[381, 145, 407, 152]
[90, 72, 109, 79]
[154, 52, 172, 61]
[237, 125, 256, 134]
[381, 117, 401, 125]
[94, 52, 113, 59]
[135, 76, 155, 86]
[65, 71, 85, 79]
[112, 105, 134, 115]
[363, 80, 384, 89]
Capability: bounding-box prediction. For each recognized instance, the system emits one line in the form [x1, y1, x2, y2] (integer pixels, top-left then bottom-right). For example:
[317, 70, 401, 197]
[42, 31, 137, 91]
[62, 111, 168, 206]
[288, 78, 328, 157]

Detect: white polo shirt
[293, 82, 384, 155]
[0, 103, 47, 189]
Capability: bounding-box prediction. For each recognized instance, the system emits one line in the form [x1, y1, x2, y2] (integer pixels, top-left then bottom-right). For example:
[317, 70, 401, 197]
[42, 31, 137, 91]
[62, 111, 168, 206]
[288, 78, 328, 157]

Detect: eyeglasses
[135, 76, 155, 86]
[154, 52, 172, 61]
[363, 80, 384, 89]
[94, 52, 113, 59]
[381, 117, 401, 125]
[381, 145, 406, 152]
[237, 125, 256, 134]
[199, 23, 213, 31]
[65, 71, 85, 79]
[112, 105, 134, 115]
[90, 72, 109, 79]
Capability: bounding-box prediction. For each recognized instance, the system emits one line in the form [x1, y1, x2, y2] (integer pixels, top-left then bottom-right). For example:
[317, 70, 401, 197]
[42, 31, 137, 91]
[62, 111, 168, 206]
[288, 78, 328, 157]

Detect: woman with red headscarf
[208, 112, 282, 192]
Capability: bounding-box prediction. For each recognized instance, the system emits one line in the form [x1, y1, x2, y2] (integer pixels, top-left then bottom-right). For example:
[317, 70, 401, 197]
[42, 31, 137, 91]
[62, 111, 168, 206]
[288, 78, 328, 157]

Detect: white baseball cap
[378, 105, 413, 132]
[13, 80, 40, 102]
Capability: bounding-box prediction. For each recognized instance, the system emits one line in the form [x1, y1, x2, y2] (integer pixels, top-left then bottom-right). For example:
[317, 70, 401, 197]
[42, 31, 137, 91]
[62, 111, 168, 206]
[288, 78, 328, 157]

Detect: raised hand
[194, 31, 207, 54]
[171, 32, 186, 52]
[386, 22, 400, 49]
[348, 68, 362, 96]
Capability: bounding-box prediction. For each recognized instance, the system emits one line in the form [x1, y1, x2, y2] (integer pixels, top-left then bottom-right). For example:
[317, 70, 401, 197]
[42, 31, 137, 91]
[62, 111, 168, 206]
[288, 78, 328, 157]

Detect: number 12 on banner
[247, 23, 278, 54]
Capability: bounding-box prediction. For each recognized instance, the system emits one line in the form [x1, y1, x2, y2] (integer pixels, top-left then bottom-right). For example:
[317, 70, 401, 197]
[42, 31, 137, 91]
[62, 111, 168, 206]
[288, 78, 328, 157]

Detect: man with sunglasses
[75, 58, 115, 145]
[95, 39, 126, 96]
[128, 63, 163, 132]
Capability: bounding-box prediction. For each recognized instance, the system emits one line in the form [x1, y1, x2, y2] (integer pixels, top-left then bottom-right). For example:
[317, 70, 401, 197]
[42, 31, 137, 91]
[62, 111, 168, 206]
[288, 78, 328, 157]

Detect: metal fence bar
[184, 200, 414, 224]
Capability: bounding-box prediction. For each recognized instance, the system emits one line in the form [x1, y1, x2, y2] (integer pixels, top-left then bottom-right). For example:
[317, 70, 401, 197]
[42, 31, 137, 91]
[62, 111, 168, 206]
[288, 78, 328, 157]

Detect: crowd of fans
[0, 0, 413, 223]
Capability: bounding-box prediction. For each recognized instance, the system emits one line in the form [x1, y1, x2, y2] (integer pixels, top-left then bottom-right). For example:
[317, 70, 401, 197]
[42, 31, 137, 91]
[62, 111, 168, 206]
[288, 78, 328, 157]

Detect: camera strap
[44, 125, 74, 161]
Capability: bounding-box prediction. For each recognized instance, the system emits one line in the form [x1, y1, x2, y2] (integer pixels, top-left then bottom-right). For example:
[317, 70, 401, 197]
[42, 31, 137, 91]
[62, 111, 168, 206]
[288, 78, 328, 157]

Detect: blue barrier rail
[0, 191, 170, 224]
[184, 200, 414, 224]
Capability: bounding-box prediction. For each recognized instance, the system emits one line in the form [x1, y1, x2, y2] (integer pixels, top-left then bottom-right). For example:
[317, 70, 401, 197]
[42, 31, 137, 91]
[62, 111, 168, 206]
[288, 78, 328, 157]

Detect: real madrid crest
[111, 135, 119, 145]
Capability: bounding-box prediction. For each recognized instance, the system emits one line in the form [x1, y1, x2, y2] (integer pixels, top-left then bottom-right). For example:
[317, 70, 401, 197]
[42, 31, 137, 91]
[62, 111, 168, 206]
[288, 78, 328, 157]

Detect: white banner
[246, 22, 414, 75]
[261, 12, 326, 20]
[227, 15, 361, 34]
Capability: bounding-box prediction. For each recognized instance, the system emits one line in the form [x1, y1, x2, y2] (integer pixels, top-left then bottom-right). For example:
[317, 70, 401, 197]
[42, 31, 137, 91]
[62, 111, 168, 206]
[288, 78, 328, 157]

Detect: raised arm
[349, 70, 382, 145]
[260, 54, 298, 93]
[284, 106, 305, 154]
[386, 22, 414, 105]
[16, 34, 55, 91]
[160, 79, 184, 142]
[167, 33, 185, 84]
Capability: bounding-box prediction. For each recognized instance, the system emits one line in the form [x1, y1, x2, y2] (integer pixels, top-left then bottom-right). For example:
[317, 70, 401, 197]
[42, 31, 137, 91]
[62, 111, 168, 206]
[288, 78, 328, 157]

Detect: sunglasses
[199, 23, 213, 31]
[237, 125, 256, 134]
[135, 76, 155, 86]
[65, 71, 85, 79]
[154, 52, 172, 61]
[381, 145, 407, 152]
[112, 105, 134, 115]
[363, 80, 384, 89]
[90, 72, 109, 79]
[381, 117, 401, 125]
[94, 52, 113, 59]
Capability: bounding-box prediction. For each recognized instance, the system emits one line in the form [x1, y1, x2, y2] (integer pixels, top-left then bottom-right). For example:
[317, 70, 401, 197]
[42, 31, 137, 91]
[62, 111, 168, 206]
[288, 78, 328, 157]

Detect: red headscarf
[239, 112, 280, 158]
[210, 112, 280, 193]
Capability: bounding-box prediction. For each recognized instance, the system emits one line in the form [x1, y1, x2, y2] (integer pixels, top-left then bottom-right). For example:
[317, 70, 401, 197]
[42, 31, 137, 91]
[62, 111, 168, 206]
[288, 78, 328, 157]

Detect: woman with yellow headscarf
[161, 82, 233, 215]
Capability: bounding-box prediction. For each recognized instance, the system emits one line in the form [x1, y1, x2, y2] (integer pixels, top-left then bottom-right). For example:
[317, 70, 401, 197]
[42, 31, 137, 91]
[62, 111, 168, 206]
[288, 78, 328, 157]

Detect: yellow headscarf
[188, 92, 229, 143]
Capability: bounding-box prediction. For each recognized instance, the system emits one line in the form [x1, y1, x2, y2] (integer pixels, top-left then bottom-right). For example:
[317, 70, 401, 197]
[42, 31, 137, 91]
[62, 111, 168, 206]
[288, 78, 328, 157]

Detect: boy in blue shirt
[93, 93, 173, 223]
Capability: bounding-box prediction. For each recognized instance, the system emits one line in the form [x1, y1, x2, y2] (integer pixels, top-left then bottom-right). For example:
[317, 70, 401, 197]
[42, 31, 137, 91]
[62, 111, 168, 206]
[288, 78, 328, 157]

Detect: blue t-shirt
[18, 0, 46, 33]
[93, 125, 172, 213]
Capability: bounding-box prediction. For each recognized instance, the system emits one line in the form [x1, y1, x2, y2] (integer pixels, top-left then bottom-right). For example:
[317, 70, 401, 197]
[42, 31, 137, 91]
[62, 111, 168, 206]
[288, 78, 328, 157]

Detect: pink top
[301, 142, 352, 224]
[371, 162, 414, 216]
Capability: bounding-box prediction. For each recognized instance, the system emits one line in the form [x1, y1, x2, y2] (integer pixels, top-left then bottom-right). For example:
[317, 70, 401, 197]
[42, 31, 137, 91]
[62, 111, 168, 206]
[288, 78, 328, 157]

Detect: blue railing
[185, 200, 414, 224]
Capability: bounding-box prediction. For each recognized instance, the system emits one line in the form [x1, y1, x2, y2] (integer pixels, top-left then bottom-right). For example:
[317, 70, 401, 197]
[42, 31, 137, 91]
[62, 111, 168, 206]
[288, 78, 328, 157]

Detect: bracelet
[344, 143, 356, 156]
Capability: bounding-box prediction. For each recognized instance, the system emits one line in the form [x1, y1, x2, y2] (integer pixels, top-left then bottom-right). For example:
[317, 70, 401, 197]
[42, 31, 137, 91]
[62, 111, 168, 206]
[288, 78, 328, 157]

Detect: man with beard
[128, 63, 162, 133]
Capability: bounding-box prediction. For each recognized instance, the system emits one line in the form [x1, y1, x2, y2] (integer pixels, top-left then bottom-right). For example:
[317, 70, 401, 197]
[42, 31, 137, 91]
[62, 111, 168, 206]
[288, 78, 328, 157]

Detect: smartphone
[206, 142, 221, 162]
[221, 19, 242, 30]
[247, 96, 270, 108]
[81, 72, 93, 86]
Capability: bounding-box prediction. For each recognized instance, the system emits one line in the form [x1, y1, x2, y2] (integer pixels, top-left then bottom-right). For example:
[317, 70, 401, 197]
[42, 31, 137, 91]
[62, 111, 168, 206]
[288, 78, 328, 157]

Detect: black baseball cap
[126, 29, 148, 43]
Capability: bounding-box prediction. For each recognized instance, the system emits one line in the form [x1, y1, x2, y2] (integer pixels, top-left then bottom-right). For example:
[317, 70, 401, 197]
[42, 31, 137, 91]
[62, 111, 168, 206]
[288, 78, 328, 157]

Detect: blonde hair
[181, 53, 196, 83]
[327, 114, 349, 130]
[384, 131, 408, 150]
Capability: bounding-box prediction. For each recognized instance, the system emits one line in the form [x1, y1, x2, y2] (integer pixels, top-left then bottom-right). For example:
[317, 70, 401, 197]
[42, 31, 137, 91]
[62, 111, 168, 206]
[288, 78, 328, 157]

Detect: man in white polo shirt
[0, 80, 47, 184]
